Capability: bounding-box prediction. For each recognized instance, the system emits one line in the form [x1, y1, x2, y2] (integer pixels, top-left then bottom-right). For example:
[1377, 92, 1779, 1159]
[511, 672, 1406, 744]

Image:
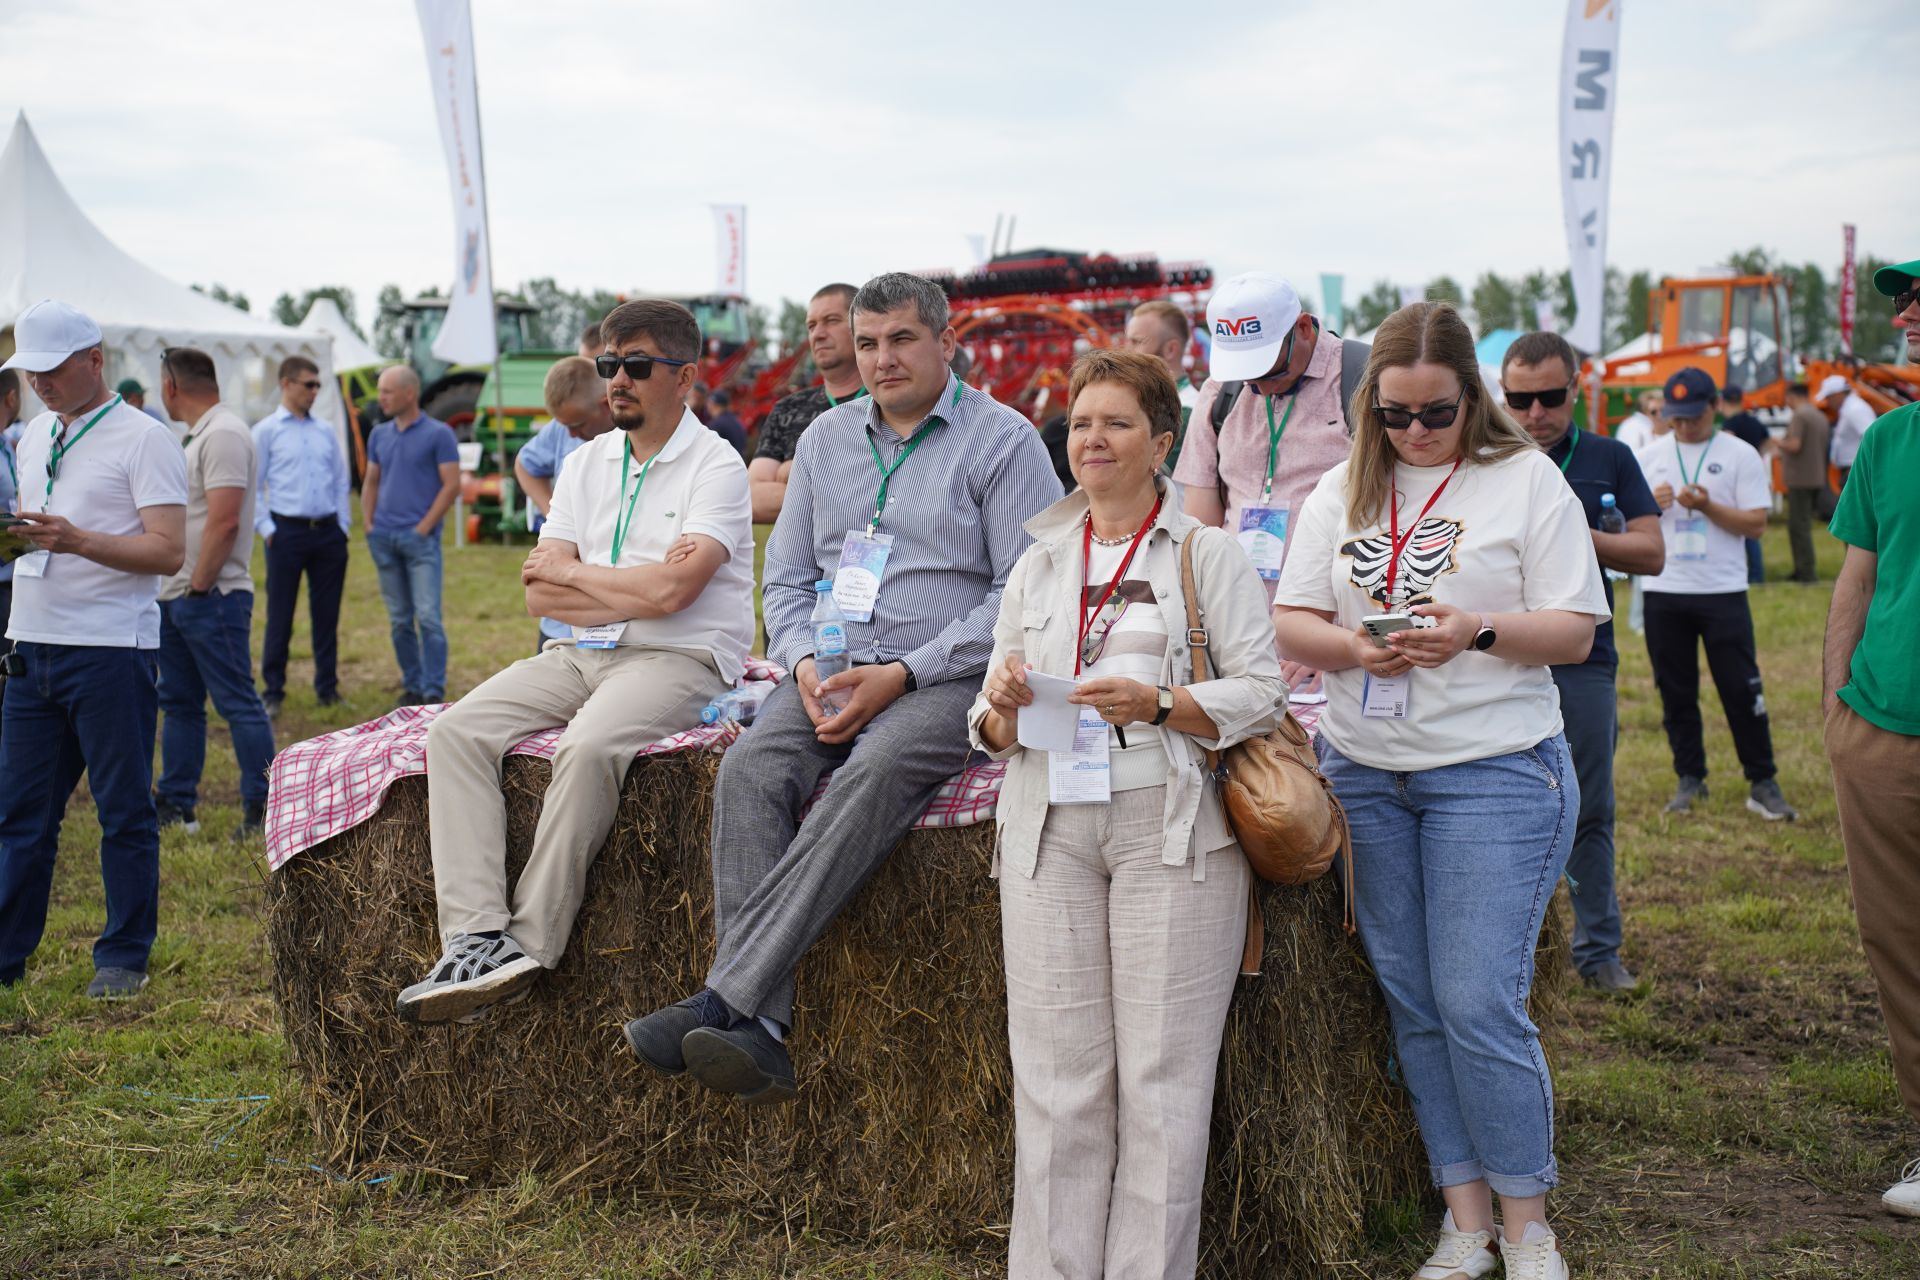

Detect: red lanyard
[1384, 459, 1462, 605]
[1076, 496, 1162, 675]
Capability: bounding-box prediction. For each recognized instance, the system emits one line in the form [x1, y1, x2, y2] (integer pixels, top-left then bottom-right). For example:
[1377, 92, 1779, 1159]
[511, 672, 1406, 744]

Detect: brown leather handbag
[1178, 534, 1354, 970]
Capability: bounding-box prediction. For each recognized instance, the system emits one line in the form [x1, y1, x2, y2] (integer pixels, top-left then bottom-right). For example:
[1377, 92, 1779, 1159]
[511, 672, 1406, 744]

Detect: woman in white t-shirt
[1273, 302, 1607, 1280]
[970, 350, 1284, 1278]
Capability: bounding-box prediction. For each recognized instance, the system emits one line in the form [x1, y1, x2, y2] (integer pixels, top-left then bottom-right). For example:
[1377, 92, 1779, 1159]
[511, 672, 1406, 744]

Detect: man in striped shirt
[624, 272, 1061, 1103]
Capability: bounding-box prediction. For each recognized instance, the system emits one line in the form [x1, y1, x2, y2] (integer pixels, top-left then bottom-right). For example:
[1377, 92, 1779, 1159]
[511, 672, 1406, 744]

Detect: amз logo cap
[1205, 273, 1302, 381]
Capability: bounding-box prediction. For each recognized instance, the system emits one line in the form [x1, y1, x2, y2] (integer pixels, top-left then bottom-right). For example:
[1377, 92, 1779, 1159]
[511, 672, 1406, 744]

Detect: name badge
[572, 622, 626, 649]
[1236, 506, 1290, 580]
[1673, 514, 1709, 562]
[1047, 706, 1112, 804]
[12, 549, 49, 580]
[833, 529, 894, 623]
[1362, 672, 1410, 720]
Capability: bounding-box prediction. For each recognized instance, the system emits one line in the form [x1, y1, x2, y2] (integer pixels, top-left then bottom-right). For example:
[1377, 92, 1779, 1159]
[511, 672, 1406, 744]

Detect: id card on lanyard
[573, 437, 655, 648]
[1362, 459, 1463, 721]
[833, 382, 961, 621]
[1236, 392, 1295, 579]
[15, 395, 122, 582]
[1671, 438, 1714, 562]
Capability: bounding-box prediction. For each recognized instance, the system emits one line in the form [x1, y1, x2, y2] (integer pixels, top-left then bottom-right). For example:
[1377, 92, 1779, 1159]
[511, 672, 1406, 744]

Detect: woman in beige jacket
[969, 350, 1286, 1279]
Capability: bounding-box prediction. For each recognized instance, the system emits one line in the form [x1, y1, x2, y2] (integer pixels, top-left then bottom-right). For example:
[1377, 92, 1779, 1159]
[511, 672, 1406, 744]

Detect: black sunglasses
[1503, 386, 1572, 411]
[294, 379, 322, 390]
[1895, 286, 1919, 315]
[1375, 398, 1465, 430]
[596, 352, 693, 382]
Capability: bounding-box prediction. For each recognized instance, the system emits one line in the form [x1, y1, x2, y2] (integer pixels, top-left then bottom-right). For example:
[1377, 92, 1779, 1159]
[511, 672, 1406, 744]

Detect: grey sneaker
[395, 932, 541, 1024]
[87, 967, 149, 999]
[1664, 776, 1708, 814]
[1747, 779, 1798, 821]
[1581, 957, 1638, 994]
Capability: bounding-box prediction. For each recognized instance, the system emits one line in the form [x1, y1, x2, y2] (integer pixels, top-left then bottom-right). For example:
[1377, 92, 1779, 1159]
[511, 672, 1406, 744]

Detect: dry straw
[269, 751, 1569, 1275]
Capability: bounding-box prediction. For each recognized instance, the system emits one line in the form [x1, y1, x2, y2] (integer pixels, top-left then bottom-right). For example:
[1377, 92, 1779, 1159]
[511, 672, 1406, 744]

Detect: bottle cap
[1600, 492, 1616, 505]
[700, 705, 721, 724]
[815, 579, 834, 591]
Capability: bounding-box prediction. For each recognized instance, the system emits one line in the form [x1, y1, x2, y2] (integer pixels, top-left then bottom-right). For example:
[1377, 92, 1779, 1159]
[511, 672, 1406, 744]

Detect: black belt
[272, 513, 337, 530]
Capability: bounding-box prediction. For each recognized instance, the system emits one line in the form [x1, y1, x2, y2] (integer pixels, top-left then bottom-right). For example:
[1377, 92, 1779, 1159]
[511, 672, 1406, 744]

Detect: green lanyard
[864, 381, 962, 534]
[823, 384, 868, 409]
[1557, 425, 1580, 474]
[1176, 376, 1191, 393]
[610, 437, 659, 564]
[2, 437, 14, 492]
[1675, 435, 1714, 489]
[42, 394, 122, 505]
[1259, 392, 1298, 505]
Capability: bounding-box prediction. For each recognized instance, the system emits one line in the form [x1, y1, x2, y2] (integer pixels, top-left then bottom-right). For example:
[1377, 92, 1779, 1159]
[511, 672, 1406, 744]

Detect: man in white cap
[1173, 272, 1367, 690]
[1819, 373, 1875, 492]
[0, 300, 187, 999]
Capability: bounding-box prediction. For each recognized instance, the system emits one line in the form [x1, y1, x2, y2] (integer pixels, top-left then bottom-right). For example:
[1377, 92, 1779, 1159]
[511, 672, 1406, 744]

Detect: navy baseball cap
[1661, 367, 1717, 419]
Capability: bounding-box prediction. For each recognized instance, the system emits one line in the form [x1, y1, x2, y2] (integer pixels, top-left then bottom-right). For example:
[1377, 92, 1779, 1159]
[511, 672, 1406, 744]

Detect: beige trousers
[999, 785, 1250, 1280]
[426, 644, 724, 966]
[1827, 701, 1920, 1124]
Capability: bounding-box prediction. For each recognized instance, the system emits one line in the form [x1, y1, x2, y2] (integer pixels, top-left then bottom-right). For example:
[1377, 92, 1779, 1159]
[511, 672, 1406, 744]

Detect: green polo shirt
[1830, 401, 1920, 735]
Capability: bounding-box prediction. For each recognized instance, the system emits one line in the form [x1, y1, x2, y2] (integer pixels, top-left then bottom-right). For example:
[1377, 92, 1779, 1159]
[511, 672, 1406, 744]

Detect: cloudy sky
[4, 0, 1915, 333]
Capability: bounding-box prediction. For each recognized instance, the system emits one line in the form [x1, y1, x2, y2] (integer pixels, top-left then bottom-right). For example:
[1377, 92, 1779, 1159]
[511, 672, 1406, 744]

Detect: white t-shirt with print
[7, 399, 188, 649]
[1275, 447, 1610, 772]
[1634, 432, 1769, 597]
[541, 409, 755, 684]
[1080, 537, 1171, 791]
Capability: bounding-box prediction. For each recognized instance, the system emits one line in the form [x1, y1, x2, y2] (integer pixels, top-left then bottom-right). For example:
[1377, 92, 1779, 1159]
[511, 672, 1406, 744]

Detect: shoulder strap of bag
[1179, 532, 1219, 776]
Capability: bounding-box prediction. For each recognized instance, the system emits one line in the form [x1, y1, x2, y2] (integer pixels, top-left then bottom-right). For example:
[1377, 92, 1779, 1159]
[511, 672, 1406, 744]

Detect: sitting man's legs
[399, 645, 723, 1023]
[625, 674, 980, 1102]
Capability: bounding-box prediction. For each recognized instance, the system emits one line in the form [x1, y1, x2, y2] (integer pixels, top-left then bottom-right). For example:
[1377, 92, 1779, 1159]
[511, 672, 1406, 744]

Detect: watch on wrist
[1152, 685, 1175, 725]
[898, 661, 918, 693]
[1471, 612, 1498, 652]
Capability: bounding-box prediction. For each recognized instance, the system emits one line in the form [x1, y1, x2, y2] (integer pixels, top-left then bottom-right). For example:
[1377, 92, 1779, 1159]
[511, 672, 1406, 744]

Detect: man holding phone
[0, 300, 187, 998]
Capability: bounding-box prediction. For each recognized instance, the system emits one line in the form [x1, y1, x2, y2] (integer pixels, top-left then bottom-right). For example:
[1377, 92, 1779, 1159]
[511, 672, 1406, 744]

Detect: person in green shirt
[1822, 253, 1920, 1219]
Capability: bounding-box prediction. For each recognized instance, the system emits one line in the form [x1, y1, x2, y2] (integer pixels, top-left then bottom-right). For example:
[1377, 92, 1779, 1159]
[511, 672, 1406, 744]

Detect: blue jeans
[1317, 734, 1577, 1199]
[1745, 537, 1765, 585]
[157, 592, 277, 810]
[0, 642, 161, 982]
[1551, 661, 1623, 974]
[367, 529, 447, 700]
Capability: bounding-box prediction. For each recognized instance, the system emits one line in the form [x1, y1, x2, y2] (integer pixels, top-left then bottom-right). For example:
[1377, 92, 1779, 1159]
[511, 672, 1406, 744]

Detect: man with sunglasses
[1824, 256, 1920, 1218]
[624, 271, 1060, 1103]
[396, 299, 754, 1024]
[1502, 331, 1664, 993]
[252, 355, 351, 719]
[1637, 366, 1795, 822]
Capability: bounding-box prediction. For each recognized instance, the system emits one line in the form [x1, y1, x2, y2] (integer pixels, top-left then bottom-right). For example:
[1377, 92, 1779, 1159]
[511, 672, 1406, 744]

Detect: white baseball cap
[1815, 374, 1851, 400]
[1204, 273, 1303, 381]
[3, 299, 104, 373]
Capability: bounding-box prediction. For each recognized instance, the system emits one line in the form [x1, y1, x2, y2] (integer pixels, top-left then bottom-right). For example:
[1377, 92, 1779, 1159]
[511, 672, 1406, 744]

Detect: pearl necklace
[1086, 514, 1137, 547]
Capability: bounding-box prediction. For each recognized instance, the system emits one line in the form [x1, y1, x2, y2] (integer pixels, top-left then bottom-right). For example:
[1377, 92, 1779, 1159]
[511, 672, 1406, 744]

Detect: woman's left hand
[1391, 603, 1479, 668]
[1069, 676, 1158, 726]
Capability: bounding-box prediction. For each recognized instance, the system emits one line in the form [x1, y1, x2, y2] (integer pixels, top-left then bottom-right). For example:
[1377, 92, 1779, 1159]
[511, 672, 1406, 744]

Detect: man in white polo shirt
[0, 300, 187, 998]
[1637, 366, 1796, 822]
[397, 299, 753, 1024]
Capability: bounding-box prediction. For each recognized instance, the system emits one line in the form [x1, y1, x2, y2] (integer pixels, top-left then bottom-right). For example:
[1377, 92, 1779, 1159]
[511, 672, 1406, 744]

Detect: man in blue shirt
[116, 378, 172, 429]
[513, 356, 615, 653]
[705, 389, 748, 456]
[253, 356, 352, 718]
[363, 366, 461, 707]
[1503, 332, 1666, 994]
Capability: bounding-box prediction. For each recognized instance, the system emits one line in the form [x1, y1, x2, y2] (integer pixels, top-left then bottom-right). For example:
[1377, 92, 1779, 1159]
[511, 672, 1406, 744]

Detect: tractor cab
[1593, 274, 1795, 431]
[393, 294, 539, 429]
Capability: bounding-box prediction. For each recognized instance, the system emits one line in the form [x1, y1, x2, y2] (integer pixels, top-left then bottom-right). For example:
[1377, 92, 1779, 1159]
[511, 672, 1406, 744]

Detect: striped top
[763, 372, 1062, 685]
[1081, 537, 1171, 790]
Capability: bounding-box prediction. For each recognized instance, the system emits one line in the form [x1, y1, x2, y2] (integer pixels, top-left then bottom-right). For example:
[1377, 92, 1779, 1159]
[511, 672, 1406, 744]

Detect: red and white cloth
[264, 658, 1004, 871]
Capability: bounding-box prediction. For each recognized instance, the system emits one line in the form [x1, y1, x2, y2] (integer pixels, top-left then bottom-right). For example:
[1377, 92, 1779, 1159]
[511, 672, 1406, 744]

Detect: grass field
[2, 522, 1915, 1278]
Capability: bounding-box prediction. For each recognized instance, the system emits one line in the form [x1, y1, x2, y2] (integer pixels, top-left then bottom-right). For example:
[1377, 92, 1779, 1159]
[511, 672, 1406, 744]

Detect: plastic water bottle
[1598, 493, 1626, 534]
[698, 679, 778, 726]
[811, 580, 852, 715]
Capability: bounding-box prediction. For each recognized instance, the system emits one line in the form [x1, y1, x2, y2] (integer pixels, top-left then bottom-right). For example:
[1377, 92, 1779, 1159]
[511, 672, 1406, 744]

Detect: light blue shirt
[251, 406, 351, 538]
[519, 420, 591, 640]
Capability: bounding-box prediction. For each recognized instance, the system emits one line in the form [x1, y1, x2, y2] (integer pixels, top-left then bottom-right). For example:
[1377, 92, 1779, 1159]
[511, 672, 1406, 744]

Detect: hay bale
[269, 751, 1569, 1273]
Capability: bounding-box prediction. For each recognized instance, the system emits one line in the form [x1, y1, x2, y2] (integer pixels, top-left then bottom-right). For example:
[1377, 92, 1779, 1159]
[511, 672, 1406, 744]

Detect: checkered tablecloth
[263, 658, 1004, 871]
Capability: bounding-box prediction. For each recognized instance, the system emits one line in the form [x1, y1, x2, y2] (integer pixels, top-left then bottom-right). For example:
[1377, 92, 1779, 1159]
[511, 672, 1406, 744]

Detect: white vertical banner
[1320, 273, 1345, 333]
[711, 204, 747, 296]
[1559, 0, 1622, 353]
[415, 0, 496, 365]
[1535, 297, 1558, 332]
[965, 234, 988, 268]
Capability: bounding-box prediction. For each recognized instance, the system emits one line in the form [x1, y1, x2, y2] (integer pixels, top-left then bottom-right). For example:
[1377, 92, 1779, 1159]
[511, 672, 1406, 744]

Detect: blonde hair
[1343, 301, 1535, 525]
[542, 355, 604, 417]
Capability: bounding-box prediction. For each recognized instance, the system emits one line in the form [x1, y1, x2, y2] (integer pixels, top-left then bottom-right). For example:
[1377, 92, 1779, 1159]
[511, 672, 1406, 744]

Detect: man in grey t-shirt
[153, 348, 276, 838]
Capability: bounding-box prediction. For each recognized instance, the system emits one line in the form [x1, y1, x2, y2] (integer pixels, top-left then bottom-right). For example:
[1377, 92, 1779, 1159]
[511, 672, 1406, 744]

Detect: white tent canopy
[299, 296, 385, 372]
[0, 112, 343, 432]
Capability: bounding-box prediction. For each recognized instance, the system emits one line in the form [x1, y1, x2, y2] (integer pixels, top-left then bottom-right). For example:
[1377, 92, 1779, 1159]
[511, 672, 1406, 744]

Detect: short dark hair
[579, 320, 602, 351]
[1787, 381, 1810, 397]
[0, 367, 18, 401]
[161, 346, 218, 394]
[711, 389, 731, 408]
[600, 299, 701, 363]
[1501, 330, 1579, 382]
[1722, 384, 1745, 403]
[811, 281, 858, 308]
[278, 355, 319, 382]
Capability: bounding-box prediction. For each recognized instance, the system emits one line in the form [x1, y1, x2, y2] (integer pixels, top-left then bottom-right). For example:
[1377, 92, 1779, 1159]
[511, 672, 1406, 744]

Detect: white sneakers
[1498, 1220, 1570, 1280]
[1884, 1157, 1920, 1217]
[1415, 1211, 1499, 1280]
